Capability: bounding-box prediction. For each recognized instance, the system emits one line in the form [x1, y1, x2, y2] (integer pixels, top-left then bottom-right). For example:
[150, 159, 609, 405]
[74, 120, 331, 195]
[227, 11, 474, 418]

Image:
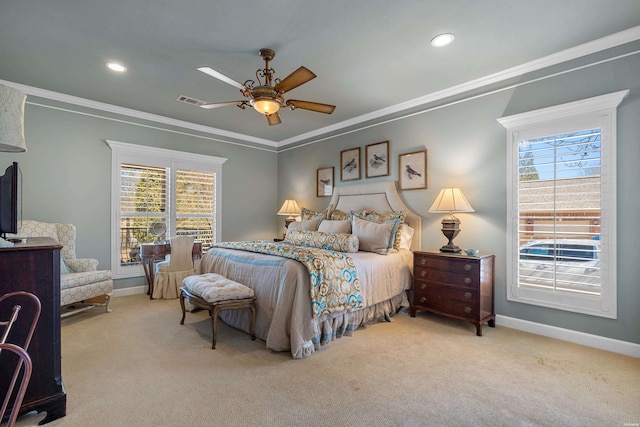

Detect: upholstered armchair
[9, 220, 113, 315]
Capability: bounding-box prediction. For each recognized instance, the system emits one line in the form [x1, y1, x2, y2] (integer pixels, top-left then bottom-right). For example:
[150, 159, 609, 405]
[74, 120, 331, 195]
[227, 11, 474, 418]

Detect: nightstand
[410, 251, 495, 336]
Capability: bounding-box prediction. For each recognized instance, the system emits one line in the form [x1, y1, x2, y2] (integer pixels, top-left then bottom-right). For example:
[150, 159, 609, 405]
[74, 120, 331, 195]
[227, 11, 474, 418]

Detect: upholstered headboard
[328, 181, 422, 251]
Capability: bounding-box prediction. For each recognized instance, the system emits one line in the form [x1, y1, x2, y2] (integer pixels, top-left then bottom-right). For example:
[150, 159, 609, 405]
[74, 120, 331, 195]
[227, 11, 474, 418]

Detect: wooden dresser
[410, 251, 495, 336]
[0, 237, 66, 424]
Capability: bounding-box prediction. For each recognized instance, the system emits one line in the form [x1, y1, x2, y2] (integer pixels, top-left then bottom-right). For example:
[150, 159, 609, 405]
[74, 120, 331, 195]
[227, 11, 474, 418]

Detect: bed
[198, 181, 422, 358]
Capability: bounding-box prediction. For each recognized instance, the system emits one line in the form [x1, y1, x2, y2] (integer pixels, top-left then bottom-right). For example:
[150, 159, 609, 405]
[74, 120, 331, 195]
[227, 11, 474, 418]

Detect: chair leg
[104, 294, 112, 313]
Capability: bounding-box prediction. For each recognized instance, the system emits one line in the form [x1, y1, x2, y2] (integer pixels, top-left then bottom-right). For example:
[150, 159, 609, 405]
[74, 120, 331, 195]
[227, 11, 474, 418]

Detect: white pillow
[351, 215, 398, 254]
[287, 218, 320, 232]
[398, 224, 415, 250]
[318, 219, 351, 234]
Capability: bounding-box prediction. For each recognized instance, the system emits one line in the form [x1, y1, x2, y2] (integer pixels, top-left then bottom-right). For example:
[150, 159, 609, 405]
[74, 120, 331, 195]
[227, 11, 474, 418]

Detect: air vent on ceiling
[176, 95, 205, 106]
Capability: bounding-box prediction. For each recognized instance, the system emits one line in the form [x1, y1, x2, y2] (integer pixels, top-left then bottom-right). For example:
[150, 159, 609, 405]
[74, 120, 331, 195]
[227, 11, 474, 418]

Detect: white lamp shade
[428, 188, 475, 213]
[277, 199, 301, 216]
[0, 84, 27, 152]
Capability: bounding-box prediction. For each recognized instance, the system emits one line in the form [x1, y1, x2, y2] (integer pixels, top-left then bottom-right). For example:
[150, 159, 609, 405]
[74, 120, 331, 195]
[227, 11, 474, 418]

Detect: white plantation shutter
[175, 168, 216, 251]
[516, 130, 602, 295]
[119, 163, 170, 265]
[499, 91, 627, 318]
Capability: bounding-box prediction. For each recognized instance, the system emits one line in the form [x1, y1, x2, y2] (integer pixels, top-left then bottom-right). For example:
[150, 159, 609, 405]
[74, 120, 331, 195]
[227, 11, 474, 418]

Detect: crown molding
[278, 26, 640, 147]
[0, 79, 278, 148]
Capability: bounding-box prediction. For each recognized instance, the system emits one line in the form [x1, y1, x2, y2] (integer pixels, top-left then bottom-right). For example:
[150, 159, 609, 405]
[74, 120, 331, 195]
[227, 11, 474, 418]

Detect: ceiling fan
[187, 48, 336, 126]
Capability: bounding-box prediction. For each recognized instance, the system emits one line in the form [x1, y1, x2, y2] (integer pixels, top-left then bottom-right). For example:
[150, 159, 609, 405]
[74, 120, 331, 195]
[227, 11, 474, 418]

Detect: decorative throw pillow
[354, 209, 406, 250]
[398, 224, 415, 250]
[351, 215, 399, 255]
[284, 230, 359, 253]
[328, 209, 350, 221]
[60, 254, 72, 275]
[318, 219, 351, 234]
[300, 204, 333, 221]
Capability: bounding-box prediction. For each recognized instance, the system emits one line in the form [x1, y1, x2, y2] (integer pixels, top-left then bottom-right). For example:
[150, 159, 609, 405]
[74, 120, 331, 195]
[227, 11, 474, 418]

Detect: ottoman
[180, 273, 256, 349]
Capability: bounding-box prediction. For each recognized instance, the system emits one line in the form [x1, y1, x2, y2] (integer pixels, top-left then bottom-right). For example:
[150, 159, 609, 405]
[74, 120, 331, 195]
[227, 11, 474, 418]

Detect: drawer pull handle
[420, 283, 427, 290]
[464, 277, 472, 285]
[464, 292, 472, 299]
[420, 258, 427, 265]
[420, 270, 427, 278]
[464, 264, 472, 271]
[464, 306, 472, 314]
[419, 297, 427, 303]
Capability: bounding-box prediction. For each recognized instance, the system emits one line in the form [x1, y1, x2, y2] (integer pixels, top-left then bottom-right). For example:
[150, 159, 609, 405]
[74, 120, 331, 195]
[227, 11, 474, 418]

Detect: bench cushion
[183, 273, 254, 303]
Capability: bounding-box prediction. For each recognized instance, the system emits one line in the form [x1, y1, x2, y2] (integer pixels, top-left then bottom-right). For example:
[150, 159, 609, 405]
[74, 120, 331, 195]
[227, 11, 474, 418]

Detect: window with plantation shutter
[498, 91, 627, 318]
[108, 141, 226, 279]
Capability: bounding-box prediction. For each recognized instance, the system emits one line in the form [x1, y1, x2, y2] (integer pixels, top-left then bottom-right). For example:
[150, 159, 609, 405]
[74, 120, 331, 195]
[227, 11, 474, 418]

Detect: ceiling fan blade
[287, 100, 336, 114]
[274, 67, 316, 93]
[266, 112, 281, 126]
[197, 66, 247, 90]
[200, 101, 245, 109]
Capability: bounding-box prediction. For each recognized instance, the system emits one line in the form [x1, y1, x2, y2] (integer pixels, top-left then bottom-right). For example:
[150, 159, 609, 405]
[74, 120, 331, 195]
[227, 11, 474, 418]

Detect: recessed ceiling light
[106, 62, 127, 72]
[431, 33, 455, 47]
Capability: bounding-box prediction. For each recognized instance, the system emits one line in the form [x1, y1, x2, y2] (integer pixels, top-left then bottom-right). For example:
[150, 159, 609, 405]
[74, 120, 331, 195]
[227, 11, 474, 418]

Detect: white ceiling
[1, 0, 639, 148]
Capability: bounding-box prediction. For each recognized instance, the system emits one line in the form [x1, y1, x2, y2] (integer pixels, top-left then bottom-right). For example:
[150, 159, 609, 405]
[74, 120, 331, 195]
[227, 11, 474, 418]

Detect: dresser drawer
[415, 294, 477, 319]
[414, 267, 477, 288]
[414, 282, 477, 303]
[414, 255, 479, 275]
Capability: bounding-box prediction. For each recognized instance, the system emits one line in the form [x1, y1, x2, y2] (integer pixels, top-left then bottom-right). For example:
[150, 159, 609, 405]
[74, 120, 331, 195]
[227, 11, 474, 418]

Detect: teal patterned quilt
[214, 241, 363, 318]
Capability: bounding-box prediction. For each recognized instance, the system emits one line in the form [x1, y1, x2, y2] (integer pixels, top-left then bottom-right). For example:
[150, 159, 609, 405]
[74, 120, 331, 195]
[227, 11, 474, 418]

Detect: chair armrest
[66, 258, 99, 272]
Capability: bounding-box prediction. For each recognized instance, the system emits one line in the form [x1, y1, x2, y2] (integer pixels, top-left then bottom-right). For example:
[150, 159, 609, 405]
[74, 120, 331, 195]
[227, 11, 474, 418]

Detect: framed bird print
[340, 147, 360, 181]
[317, 167, 334, 197]
[366, 141, 390, 178]
[399, 150, 427, 190]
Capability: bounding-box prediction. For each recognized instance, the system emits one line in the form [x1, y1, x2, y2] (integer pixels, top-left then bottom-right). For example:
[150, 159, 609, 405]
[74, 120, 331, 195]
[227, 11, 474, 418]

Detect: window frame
[498, 90, 628, 319]
[108, 140, 227, 279]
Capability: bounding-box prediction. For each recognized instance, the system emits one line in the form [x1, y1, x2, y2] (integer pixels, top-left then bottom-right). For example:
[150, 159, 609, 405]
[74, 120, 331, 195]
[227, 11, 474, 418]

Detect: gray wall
[0, 103, 279, 290]
[278, 46, 640, 344]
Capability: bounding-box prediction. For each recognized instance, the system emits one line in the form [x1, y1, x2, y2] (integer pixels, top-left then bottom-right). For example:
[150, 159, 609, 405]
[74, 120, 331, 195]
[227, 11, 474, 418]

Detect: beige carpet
[10, 294, 640, 427]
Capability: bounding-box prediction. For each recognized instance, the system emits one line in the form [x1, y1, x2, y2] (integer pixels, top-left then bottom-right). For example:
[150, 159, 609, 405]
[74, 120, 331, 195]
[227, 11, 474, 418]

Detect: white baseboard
[113, 286, 147, 298]
[496, 315, 640, 358]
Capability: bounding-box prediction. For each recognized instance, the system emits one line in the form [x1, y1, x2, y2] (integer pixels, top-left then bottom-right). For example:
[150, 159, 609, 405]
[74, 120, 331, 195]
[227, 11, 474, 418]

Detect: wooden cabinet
[0, 237, 66, 424]
[410, 251, 495, 336]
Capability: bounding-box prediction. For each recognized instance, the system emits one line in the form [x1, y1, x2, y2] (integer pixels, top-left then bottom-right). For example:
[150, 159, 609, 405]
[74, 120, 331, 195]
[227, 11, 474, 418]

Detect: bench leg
[179, 292, 186, 325]
[249, 304, 256, 341]
[211, 307, 220, 349]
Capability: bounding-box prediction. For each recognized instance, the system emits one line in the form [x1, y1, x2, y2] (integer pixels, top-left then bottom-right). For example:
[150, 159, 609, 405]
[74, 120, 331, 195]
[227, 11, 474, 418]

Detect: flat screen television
[0, 162, 18, 240]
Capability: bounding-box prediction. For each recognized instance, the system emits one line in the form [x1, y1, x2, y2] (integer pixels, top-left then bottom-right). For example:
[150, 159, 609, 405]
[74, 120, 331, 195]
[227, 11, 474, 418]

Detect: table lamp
[428, 188, 475, 253]
[277, 199, 301, 229]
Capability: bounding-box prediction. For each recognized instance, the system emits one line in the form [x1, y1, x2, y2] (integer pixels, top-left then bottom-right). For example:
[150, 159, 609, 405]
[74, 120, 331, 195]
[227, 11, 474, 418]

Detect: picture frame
[316, 167, 334, 197]
[399, 150, 427, 190]
[366, 141, 390, 178]
[340, 147, 360, 181]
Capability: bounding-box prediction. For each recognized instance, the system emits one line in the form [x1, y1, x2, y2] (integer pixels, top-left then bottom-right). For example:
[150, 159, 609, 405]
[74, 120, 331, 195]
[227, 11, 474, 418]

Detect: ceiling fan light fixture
[431, 33, 455, 47]
[251, 98, 281, 115]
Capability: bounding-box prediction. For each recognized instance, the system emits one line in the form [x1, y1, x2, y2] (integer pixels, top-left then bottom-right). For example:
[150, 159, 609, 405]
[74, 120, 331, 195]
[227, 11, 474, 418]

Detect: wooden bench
[179, 273, 256, 349]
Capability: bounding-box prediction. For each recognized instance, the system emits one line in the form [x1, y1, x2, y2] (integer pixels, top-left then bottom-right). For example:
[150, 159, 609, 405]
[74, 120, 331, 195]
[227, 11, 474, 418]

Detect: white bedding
[198, 246, 413, 358]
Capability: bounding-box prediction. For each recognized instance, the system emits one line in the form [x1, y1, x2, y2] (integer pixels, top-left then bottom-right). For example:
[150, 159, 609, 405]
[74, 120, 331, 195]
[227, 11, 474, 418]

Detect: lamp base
[284, 216, 296, 228]
[439, 243, 462, 253]
[439, 215, 462, 253]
